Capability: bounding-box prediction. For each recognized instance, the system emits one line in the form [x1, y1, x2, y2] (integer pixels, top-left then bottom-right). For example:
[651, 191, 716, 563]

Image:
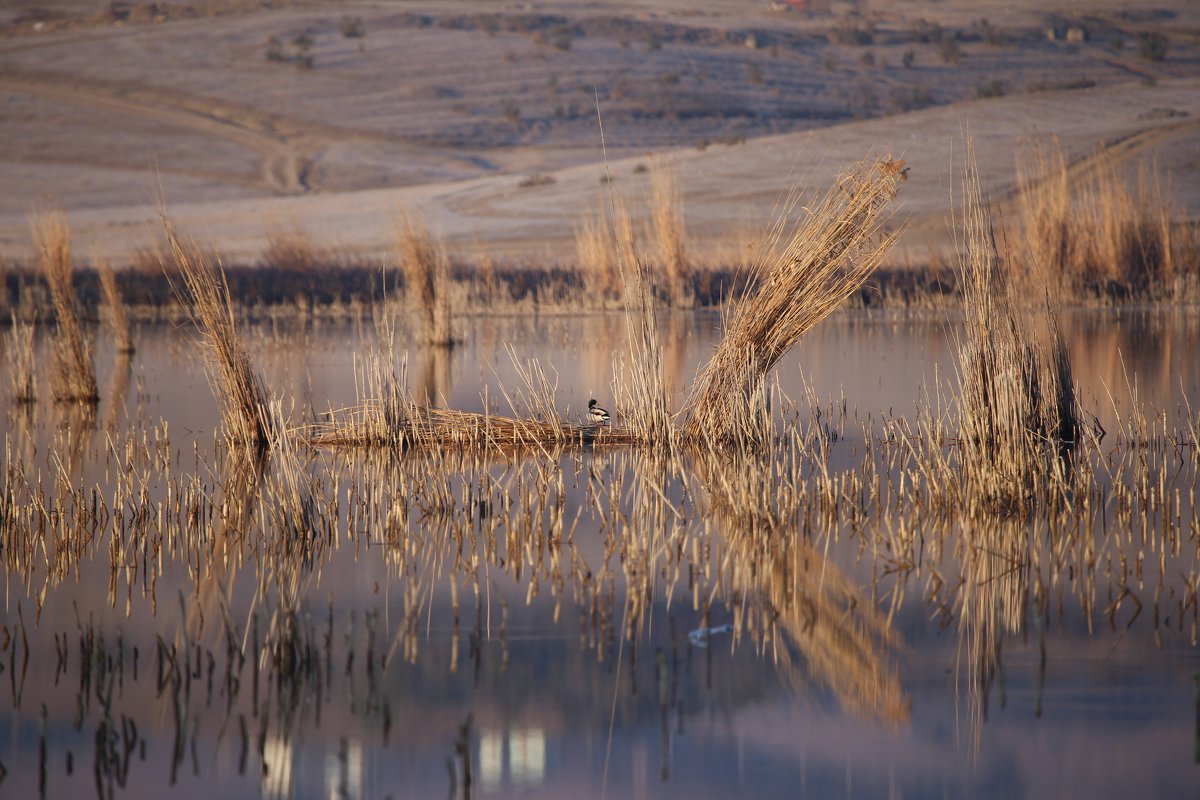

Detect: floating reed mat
[303, 405, 647, 452]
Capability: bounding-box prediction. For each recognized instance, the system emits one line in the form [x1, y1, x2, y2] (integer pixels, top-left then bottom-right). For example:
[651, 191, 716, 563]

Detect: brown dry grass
[261, 217, 322, 272]
[1017, 138, 1196, 295]
[161, 213, 278, 448]
[682, 157, 907, 444]
[396, 210, 452, 346]
[650, 162, 688, 306]
[32, 211, 98, 403]
[574, 205, 620, 302]
[97, 259, 135, 354]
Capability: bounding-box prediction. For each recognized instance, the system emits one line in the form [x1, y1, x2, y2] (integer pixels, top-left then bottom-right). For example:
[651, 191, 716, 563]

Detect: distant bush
[973, 18, 1008, 46]
[518, 173, 556, 188]
[829, 14, 874, 45]
[974, 79, 1005, 98]
[1027, 77, 1095, 92]
[266, 34, 314, 69]
[1135, 32, 1168, 61]
[937, 36, 962, 64]
[533, 25, 574, 50]
[340, 16, 365, 38]
[913, 19, 943, 44]
[891, 85, 933, 111]
[501, 99, 521, 122]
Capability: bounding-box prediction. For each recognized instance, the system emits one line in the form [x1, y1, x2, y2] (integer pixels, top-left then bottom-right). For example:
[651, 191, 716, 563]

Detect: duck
[588, 398, 610, 423]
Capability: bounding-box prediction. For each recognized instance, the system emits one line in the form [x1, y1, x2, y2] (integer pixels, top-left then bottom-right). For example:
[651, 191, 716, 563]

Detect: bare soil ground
[1, 0, 1198, 267]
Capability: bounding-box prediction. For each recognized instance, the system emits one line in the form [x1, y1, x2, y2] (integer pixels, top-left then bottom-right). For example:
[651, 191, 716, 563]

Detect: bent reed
[161, 213, 278, 449]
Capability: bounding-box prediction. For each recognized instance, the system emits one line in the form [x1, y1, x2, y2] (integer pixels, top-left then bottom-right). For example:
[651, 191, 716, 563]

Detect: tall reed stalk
[396, 210, 453, 346]
[33, 211, 98, 403]
[97, 260, 135, 354]
[161, 214, 278, 448]
[682, 157, 906, 444]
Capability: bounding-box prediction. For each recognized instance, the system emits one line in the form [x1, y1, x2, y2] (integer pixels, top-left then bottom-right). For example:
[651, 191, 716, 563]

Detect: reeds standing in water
[396, 210, 453, 346]
[161, 214, 278, 448]
[957, 143, 1079, 511]
[682, 157, 907, 444]
[33, 211, 98, 403]
[97, 259, 135, 354]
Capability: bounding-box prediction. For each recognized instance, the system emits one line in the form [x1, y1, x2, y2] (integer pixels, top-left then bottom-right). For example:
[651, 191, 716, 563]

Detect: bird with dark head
[588, 398, 610, 423]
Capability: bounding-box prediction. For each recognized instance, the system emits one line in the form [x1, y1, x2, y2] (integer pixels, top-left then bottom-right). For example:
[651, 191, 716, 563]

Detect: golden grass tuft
[32, 211, 98, 403]
[261, 217, 322, 273]
[97, 259, 135, 354]
[5, 314, 37, 405]
[396, 210, 453, 346]
[161, 214, 278, 448]
[682, 157, 906, 444]
[650, 161, 689, 306]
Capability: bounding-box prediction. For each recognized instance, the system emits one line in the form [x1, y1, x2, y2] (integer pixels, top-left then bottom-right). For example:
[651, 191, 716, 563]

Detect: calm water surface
[2, 307, 1199, 799]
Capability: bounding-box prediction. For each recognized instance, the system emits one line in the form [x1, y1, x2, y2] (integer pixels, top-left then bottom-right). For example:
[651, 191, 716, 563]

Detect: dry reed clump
[956, 145, 1079, 513]
[32, 211, 99, 403]
[682, 157, 907, 444]
[5, 314, 37, 404]
[396, 210, 453, 346]
[649, 162, 689, 306]
[97, 260, 135, 354]
[1016, 138, 1196, 296]
[161, 214, 278, 448]
[574, 206, 620, 303]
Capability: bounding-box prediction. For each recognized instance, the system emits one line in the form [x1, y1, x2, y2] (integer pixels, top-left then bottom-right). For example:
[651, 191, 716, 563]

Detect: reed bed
[97, 259, 135, 354]
[396, 210, 453, 346]
[161, 214, 278, 448]
[32, 211, 99, 403]
[682, 157, 907, 444]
